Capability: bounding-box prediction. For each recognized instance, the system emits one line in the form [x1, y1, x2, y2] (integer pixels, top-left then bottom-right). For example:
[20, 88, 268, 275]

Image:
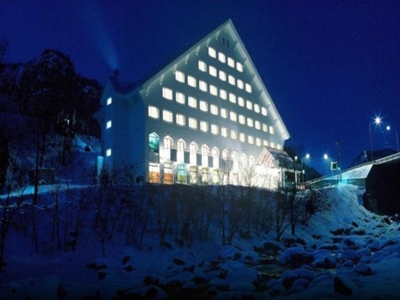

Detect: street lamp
[295, 153, 310, 183]
[369, 116, 381, 161]
[386, 125, 399, 152]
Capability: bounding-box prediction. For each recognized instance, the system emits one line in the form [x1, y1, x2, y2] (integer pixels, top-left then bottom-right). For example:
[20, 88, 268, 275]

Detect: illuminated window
[277, 144, 282, 150]
[248, 135, 254, 144]
[199, 80, 207, 92]
[220, 89, 227, 100]
[270, 142, 275, 148]
[232, 152, 239, 170]
[228, 57, 235, 68]
[221, 127, 228, 137]
[148, 106, 159, 119]
[106, 97, 112, 105]
[240, 153, 247, 169]
[177, 139, 186, 151]
[209, 65, 217, 77]
[212, 147, 220, 169]
[247, 117, 253, 127]
[238, 97, 244, 107]
[222, 149, 229, 160]
[175, 71, 185, 83]
[239, 133, 246, 142]
[239, 114, 245, 124]
[106, 120, 112, 129]
[230, 111, 237, 122]
[261, 107, 267, 116]
[199, 100, 208, 112]
[198, 60, 207, 72]
[163, 110, 173, 123]
[236, 62, 243, 72]
[269, 126, 275, 134]
[176, 92, 185, 105]
[256, 138, 262, 146]
[218, 52, 226, 63]
[229, 93, 236, 104]
[237, 79, 244, 89]
[255, 120, 261, 130]
[245, 83, 252, 93]
[254, 104, 260, 113]
[188, 76, 197, 88]
[176, 114, 185, 126]
[164, 136, 173, 149]
[188, 96, 197, 108]
[246, 100, 253, 110]
[106, 148, 112, 157]
[211, 124, 219, 135]
[228, 75, 235, 85]
[200, 121, 208, 132]
[202, 145, 209, 167]
[189, 117, 197, 129]
[208, 47, 216, 58]
[263, 140, 269, 147]
[162, 87, 173, 100]
[190, 142, 198, 165]
[230, 130, 237, 140]
[263, 124, 268, 132]
[210, 85, 218, 96]
[249, 155, 255, 166]
[177, 139, 186, 163]
[220, 108, 228, 119]
[210, 104, 219, 115]
[219, 70, 226, 81]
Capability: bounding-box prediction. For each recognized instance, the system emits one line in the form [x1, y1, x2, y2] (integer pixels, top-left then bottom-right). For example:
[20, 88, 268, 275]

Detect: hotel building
[95, 19, 295, 189]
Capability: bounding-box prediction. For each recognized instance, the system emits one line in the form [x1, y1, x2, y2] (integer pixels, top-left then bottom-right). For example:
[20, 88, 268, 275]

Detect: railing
[304, 152, 400, 186]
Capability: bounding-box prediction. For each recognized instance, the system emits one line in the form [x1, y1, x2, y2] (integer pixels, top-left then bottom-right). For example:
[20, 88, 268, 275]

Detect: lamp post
[295, 153, 310, 184]
[386, 125, 399, 152]
[369, 116, 381, 161]
[323, 153, 332, 176]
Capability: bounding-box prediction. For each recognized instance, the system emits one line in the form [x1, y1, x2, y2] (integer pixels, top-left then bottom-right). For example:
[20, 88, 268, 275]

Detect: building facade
[95, 19, 294, 189]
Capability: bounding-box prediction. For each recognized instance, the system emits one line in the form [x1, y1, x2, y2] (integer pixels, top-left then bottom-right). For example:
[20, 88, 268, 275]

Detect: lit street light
[369, 116, 381, 161]
[386, 125, 399, 152]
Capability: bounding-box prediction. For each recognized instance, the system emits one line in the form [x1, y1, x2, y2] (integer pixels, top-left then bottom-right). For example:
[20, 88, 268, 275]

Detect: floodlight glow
[323, 154, 329, 160]
[375, 117, 381, 125]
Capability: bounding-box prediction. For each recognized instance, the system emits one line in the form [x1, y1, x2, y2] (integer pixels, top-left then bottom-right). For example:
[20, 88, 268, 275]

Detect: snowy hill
[1, 147, 400, 300]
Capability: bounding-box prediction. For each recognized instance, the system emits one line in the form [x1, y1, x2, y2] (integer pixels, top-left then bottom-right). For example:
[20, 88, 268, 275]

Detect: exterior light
[369, 116, 382, 161]
[386, 125, 399, 152]
[323, 154, 329, 160]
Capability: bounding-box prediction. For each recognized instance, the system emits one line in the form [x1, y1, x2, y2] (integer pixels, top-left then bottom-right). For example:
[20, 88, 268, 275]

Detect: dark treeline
[0, 160, 329, 270]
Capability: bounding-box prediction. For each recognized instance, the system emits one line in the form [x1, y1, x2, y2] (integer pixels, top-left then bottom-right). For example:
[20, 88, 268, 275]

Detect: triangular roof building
[95, 19, 291, 187]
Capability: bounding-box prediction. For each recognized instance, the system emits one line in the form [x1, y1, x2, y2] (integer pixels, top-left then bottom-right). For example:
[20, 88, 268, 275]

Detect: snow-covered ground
[1, 143, 400, 299]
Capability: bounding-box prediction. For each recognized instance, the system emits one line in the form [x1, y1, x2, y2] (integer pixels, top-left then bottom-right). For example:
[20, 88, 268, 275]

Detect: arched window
[190, 142, 198, 165]
[177, 139, 186, 163]
[240, 153, 247, 169]
[201, 144, 209, 167]
[222, 149, 229, 160]
[232, 151, 239, 170]
[249, 155, 255, 166]
[149, 132, 159, 153]
[212, 147, 220, 169]
[164, 136, 173, 149]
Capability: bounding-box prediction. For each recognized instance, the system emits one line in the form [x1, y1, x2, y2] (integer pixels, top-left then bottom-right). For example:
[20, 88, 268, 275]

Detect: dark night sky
[2, 0, 400, 174]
